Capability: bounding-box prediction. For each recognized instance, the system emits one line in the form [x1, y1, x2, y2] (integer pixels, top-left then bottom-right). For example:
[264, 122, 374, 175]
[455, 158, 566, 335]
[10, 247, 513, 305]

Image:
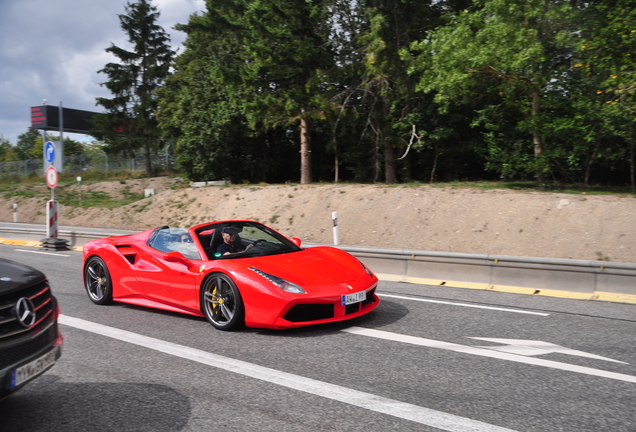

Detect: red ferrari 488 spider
[82, 221, 379, 330]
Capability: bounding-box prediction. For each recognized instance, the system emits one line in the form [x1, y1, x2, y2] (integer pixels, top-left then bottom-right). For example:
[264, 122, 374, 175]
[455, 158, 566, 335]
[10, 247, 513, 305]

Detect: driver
[217, 226, 254, 255]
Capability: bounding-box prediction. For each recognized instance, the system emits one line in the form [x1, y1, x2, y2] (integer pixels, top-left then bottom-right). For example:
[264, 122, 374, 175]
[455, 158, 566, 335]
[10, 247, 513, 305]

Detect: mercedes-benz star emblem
[14, 297, 36, 328]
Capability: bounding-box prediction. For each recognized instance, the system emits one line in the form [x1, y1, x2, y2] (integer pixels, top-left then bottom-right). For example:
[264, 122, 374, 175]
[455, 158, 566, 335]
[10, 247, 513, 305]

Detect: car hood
[238, 246, 367, 286]
[0, 258, 47, 294]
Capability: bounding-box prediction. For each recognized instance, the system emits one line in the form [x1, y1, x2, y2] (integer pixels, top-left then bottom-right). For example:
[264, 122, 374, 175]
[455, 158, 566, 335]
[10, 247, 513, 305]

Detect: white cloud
[0, 0, 205, 144]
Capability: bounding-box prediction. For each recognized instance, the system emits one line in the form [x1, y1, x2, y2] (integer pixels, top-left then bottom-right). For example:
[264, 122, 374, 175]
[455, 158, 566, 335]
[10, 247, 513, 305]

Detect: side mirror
[163, 251, 197, 271]
[291, 237, 302, 247]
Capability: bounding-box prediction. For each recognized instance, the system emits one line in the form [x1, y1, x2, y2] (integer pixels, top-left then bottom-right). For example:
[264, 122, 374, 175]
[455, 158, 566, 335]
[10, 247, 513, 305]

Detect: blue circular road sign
[45, 141, 56, 164]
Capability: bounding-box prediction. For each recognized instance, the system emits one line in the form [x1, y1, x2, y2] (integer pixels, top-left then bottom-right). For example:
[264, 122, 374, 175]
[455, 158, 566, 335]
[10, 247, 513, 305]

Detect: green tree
[593, 0, 636, 106]
[159, 10, 303, 183]
[409, 0, 580, 181]
[327, 0, 471, 183]
[14, 127, 41, 160]
[354, 0, 439, 183]
[585, 0, 636, 189]
[92, 0, 174, 175]
[158, 12, 261, 182]
[212, 0, 335, 184]
[0, 137, 12, 162]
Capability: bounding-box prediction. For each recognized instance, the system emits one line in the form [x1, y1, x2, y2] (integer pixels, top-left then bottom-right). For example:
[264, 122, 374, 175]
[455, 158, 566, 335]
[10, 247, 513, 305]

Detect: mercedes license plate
[342, 290, 366, 306]
[10, 345, 59, 389]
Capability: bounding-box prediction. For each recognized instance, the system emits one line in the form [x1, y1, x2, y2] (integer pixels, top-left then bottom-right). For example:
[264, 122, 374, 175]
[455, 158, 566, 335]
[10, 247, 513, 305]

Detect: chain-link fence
[0, 147, 177, 178]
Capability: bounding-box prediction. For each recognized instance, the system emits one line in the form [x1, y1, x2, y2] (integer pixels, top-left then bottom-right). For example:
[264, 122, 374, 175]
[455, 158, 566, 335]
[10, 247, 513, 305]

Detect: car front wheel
[201, 273, 244, 331]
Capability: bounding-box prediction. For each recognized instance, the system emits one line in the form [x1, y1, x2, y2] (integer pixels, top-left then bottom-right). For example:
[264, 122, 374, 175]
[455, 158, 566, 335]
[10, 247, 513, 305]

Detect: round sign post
[46, 166, 58, 188]
[45, 166, 58, 239]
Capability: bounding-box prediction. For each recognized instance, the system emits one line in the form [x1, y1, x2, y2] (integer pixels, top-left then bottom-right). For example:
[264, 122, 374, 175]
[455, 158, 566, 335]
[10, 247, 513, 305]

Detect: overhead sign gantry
[30, 105, 99, 134]
[31, 103, 99, 250]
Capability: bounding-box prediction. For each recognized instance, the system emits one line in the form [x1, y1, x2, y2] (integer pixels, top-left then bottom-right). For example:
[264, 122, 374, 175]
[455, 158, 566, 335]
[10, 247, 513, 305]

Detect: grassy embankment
[0, 171, 185, 210]
[1, 171, 634, 212]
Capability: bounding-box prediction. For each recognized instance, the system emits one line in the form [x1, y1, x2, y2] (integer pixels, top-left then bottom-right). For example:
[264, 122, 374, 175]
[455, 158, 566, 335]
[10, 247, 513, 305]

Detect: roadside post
[13, 203, 18, 223]
[332, 211, 339, 245]
[41, 141, 68, 250]
[45, 165, 58, 238]
[77, 176, 82, 206]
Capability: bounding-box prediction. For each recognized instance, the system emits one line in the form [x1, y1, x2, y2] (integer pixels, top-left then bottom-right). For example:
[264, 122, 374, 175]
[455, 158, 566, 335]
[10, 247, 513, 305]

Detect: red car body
[82, 221, 379, 330]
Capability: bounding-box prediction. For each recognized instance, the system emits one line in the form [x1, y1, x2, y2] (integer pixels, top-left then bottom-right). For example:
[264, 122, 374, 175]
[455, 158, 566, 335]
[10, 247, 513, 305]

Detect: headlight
[249, 267, 305, 294]
[357, 259, 374, 277]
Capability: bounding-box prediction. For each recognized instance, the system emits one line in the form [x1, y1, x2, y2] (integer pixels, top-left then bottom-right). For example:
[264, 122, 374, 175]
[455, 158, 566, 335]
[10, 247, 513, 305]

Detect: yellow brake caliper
[212, 286, 223, 311]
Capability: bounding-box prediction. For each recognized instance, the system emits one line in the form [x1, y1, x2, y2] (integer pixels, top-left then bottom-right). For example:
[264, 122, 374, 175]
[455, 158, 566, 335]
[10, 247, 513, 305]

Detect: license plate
[342, 290, 366, 306]
[10, 345, 59, 389]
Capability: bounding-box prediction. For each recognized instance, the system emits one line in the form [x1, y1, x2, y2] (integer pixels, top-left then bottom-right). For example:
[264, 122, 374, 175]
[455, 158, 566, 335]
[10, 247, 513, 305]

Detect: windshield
[195, 221, 301, 260]
[148, 227, 201, 260]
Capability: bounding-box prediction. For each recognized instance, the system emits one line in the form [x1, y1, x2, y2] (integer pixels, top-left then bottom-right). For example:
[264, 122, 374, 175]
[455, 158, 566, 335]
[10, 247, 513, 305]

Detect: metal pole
[59, 101, 63, 152]
[42, 129, 47, 175]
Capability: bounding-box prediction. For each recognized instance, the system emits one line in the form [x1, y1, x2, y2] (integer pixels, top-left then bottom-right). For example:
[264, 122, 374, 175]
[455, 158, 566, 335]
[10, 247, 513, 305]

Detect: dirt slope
[2, 177, 635, 263]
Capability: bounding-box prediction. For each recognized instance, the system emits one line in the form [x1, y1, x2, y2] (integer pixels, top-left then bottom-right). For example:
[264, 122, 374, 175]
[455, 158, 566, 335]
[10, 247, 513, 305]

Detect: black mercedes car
[0, 258, 63, 399]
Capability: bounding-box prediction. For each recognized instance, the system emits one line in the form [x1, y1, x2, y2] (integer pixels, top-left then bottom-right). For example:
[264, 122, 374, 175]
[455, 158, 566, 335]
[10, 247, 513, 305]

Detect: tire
[201, 273, 244, 331]
[84, 256, 114, 305]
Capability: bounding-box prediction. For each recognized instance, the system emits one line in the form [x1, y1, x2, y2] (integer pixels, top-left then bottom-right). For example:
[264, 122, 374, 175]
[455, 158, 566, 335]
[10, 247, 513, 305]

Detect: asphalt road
[0, 244, 634, 432]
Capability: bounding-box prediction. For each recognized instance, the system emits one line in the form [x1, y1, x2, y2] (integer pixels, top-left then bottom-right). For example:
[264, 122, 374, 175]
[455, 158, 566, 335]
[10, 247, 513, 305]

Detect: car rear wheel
[201, 273, 244, 331]
[84, 256, 113, 305]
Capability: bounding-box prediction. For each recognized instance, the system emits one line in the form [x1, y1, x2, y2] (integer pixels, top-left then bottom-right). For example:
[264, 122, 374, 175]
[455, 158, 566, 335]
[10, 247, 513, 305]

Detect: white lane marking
[378, 293, 549, 316]
[469, 338, 628, 364]
[15, 249, 70, 257]
[343, 327, 636, 384]
[59, 315, 517, 432]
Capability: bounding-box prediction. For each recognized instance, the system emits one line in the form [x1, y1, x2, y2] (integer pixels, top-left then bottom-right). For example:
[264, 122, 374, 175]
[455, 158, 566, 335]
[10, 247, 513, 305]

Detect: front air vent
[283, 304, 334, 323]
[360, 287, 377, 307]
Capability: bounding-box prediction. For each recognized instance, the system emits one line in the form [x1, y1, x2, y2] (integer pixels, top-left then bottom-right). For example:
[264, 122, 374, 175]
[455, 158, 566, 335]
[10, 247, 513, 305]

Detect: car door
[134, 230, 204, 314]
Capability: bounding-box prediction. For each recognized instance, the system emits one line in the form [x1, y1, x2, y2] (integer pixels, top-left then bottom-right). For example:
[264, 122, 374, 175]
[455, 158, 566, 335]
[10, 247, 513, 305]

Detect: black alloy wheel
[84, 256, 113, 305]
[201, 273, 244, 331]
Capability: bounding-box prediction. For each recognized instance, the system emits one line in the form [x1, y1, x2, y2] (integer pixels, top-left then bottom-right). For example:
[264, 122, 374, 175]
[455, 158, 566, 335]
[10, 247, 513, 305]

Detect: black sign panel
[30, 106, 56, 129]
[30, 105, 100, 134]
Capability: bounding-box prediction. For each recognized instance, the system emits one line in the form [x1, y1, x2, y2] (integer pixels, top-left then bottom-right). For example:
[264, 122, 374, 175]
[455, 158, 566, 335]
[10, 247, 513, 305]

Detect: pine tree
[208, 0, 335, 184]
[93, 0, 174, 174]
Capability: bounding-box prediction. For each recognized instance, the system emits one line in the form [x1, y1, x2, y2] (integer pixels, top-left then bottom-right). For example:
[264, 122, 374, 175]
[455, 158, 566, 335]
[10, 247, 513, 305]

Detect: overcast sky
[0, 0, 205, 145]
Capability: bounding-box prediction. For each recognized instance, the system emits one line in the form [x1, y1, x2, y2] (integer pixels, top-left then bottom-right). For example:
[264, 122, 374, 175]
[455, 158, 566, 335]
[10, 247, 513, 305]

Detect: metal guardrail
[2, 225, 635, 303]
[0, 227, 117, 248]
[339, 246, 636, 303]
